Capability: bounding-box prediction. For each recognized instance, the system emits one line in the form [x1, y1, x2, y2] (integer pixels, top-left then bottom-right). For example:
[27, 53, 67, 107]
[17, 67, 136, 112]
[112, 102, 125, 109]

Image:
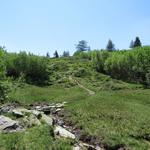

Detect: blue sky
[0, 0, 150, 56]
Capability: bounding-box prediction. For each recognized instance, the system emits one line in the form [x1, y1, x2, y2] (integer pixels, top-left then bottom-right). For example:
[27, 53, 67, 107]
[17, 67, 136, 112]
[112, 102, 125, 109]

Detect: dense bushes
[75, 47, 150, 85]
[91, 50, 110, 72]
[0, 48, 5, 78]
[104, 47, 150, 84]
[0, 48, 10, 102]
[1, 46, 150, 88]
[5, 52, 50, 85]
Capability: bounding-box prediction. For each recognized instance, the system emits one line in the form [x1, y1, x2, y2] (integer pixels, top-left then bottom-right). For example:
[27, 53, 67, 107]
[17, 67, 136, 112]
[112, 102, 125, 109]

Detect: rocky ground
[0, 102, 103, 150]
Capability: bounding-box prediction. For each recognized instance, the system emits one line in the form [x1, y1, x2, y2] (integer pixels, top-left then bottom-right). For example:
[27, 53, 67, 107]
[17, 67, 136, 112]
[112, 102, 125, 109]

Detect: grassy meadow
[6, 79, 150, 149]
[1, 47, 150, 149]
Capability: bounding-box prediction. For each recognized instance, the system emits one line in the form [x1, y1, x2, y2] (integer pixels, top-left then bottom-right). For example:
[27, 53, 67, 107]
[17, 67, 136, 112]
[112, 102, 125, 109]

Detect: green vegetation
[66, 89, 150, 149]
[0, 124, 72, 150]
[0, 45, 150, 149]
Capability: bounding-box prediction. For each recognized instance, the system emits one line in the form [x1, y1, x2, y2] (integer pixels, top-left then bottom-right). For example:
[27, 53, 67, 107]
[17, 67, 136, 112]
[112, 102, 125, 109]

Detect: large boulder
[0, 115, 22, 132]
[54, 125, 75, 139]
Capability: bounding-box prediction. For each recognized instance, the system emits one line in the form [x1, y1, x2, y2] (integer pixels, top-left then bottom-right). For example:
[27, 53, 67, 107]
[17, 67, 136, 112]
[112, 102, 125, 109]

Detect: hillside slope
[1, 48, 150, 150]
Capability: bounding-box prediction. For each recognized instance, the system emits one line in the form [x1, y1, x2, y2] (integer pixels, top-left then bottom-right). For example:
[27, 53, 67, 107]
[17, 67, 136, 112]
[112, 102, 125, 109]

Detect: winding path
[69, 76, 95, 95]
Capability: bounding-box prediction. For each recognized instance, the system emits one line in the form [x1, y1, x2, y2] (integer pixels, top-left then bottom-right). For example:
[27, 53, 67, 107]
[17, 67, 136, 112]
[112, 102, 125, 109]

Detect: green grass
[8, 84, 87, 105]
[74, 72, 143, 92]
[5, 72, 150, 149]
[0, 124, 72, 150]
[65, 89, 150, 149]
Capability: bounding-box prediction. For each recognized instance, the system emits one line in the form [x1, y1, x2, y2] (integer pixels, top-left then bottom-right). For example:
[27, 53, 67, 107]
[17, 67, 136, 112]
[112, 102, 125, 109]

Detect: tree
[106, 39, 115, 51]
[53, 50, 59, 58]
[46, 52, 50, 58]
[62, 51, 70, 57]
[133, 37, 142, 47]
[76, 40, 90, 52]
[129, 40, 134, 48]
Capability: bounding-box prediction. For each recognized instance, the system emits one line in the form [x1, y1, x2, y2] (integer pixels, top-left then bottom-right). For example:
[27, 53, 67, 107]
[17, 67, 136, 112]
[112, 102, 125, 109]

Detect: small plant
[73, 68, 88, 77]
[0, 81, 10, 102]
[146, 71, 150, 87]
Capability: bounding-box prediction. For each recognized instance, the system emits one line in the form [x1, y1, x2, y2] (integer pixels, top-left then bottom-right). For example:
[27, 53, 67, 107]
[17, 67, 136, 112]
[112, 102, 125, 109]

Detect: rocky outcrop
[54, 125, 75, 139]
[34, 102, 67, 114]
[0, 102, 103, 150]
[0, 115, 23, 132]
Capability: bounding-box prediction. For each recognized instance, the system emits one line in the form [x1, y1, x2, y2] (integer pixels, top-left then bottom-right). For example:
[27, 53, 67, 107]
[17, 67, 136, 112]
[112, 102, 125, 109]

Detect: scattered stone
[41, 114, 53, 126]
[18, 108, 32, 113]
[73, 146, 80, 150]
[54, 125, 75, 139]
[54, 108, 62, 114]
[12, 109, 24, 117]
[57, 119, 65, 126]
[63, 101, 67, 104]
[36, 105, 52, 114]
[35, 106, 41, 110]
[56, 103, 65, 108]
[0, 104, 15, 113]
[0, 115, 22, 132]
[31, 110, 41, 118]
[0, 102, 102, 150]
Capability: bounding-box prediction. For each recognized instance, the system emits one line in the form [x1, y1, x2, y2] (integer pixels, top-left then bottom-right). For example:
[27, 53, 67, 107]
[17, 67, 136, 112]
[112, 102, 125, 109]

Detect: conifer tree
[133, 37, 142, 47]
[76, 40, 90, 52]
[106, 39, 115, 51]
[53, 50, 59, 58]
[129, 40, 134, 48]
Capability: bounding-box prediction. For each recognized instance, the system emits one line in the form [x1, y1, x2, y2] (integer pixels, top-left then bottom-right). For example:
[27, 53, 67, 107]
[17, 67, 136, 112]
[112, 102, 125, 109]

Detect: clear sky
[0, 0, 150, 56]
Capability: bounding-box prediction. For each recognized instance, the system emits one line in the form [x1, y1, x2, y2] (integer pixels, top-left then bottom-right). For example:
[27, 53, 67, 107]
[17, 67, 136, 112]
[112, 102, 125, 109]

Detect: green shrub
[0, 48, 10, 102]
[103, 47, 150, 84]
[73, 68, 89, 77]
[5, 52, 50, 85]
[91, 50, 110, 72]
[146, 71, 150, 87]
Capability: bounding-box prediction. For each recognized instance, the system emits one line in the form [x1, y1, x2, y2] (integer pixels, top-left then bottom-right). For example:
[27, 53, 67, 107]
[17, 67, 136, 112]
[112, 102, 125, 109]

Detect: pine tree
[62, 51, 70, 57]
[53, 50, 59, 58]
[46, 52, 50, 58]
[133, 37, 142, 47]
[129, 40, 134, 48]
[76, 40, 90, 52]
[106, 39, 115, 51]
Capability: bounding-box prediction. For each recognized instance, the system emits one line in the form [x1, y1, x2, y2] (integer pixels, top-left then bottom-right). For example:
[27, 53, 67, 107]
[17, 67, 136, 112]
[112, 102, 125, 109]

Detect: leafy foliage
[0, 48, 10, 102]
[5, 52, 50, 85]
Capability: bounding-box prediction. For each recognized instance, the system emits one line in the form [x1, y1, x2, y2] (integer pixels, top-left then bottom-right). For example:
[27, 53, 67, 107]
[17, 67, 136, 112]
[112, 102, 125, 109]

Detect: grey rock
[54, 125, 75, 139]
[54, 108, 61, 114]
[56, 103, 65, 108]
[41, 114, 53, 126]
[0, 105, 15, 113]
[12, 109, 24, 117]
[31, 110, 41, 118]
[0, 115, 21, 132]
[36, 106, 52, 113]
[73, 146, 80, 150]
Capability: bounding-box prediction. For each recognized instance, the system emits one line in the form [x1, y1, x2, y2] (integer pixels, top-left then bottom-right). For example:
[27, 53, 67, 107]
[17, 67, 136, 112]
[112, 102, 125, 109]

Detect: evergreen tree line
[49, 37, 142, 58]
